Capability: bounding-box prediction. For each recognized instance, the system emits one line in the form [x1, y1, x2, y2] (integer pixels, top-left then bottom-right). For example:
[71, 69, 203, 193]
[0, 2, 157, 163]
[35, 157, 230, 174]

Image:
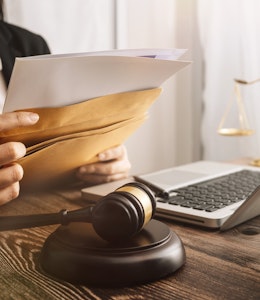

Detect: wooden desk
[0, 185, 259, 300]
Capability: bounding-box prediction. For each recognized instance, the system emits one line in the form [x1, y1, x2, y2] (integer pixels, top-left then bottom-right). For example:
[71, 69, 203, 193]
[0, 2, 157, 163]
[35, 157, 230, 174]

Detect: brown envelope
[0, 88, 162, 189]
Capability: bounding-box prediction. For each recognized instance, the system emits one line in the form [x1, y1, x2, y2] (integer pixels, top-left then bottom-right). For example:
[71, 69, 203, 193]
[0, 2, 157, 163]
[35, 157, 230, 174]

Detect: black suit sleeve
[0, 21, 51, 85]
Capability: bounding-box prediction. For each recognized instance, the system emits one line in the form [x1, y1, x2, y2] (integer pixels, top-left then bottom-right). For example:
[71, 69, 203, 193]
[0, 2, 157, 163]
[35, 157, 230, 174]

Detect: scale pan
[217, 128, 254, 136]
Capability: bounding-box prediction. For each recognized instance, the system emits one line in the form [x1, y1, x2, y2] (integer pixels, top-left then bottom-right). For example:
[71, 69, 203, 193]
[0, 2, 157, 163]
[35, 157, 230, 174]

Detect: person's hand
[76, 145, 131, 185]
[0, 112, 39, 205]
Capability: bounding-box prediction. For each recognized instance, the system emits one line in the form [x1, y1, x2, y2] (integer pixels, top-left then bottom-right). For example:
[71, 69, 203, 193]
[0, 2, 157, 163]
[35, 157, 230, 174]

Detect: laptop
[81, 160, 260, 231]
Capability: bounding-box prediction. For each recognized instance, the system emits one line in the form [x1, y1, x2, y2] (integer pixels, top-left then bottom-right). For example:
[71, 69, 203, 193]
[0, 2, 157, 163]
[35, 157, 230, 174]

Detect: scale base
[250, 159, 260, 167]
[40, 220, 185, 287]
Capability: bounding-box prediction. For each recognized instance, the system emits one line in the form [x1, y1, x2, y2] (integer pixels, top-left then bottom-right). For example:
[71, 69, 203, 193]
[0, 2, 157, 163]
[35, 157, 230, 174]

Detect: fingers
[0, 142, 26, 166]
[0, 144, 26, 205]
[0, 112, 39, 206]
[0, 163, 23, 205]
[98, 144, 127, 162]
[0, 163, 24, 188]
[0, 183, 21, 206]
[0, 111, 39, 132]
[77, 159, 131, 183]
[76, 170, 129, 185]
[79, 156, 131, 176]
[76, 145, 131, 184]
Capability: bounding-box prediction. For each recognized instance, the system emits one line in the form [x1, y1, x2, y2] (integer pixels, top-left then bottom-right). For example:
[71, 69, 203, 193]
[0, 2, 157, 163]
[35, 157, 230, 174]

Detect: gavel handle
[0, 206, 94, 231]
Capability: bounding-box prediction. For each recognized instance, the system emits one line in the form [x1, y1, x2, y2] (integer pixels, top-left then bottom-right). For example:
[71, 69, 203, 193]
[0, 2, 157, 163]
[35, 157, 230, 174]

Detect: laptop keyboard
[157, 170, 260, 212]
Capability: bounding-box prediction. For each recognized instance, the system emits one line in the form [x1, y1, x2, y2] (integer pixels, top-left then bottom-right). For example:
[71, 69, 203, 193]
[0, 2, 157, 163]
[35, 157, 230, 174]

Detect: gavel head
[91, 182, 156, 242]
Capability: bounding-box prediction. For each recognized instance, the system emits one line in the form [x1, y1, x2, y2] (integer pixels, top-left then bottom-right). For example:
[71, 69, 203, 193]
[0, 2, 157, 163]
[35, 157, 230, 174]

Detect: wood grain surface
[0, 185, 259, 300]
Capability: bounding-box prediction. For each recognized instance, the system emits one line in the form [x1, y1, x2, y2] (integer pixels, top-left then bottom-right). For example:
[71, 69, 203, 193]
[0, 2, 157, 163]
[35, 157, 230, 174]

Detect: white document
[3, 48, 191, 112]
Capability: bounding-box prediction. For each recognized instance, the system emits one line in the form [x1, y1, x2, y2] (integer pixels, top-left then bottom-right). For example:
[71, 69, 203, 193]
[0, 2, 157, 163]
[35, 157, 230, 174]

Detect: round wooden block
[40, 219, 185, 287]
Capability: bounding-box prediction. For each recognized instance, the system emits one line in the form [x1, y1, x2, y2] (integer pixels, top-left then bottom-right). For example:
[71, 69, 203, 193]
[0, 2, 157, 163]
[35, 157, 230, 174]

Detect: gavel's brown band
[116, 185, 153, 227]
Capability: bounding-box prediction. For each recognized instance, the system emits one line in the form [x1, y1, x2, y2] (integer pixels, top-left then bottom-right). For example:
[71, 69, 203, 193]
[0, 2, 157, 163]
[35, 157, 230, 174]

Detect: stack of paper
[1, 49, 191, 189]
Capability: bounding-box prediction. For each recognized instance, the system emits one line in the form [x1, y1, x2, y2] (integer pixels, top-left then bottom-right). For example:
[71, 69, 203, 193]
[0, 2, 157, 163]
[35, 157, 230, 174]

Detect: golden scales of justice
[217, 78, 260, 166]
